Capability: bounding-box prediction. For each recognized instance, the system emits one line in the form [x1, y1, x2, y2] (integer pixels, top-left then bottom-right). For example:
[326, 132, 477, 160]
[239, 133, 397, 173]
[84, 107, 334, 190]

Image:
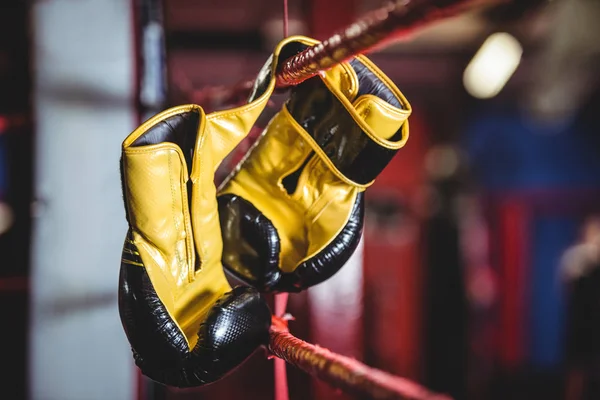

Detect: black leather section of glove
[131, 111, 198, 173]
[218, 194, 282, 292]
[218, 193, 363, 293]
[286, 59, 405, 185]
[352, 59, 402, 107]
[118, 239, 271, 388]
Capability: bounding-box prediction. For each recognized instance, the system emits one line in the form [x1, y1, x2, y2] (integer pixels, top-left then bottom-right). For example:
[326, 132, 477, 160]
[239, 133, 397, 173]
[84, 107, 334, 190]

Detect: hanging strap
[274, 2, 291, 400]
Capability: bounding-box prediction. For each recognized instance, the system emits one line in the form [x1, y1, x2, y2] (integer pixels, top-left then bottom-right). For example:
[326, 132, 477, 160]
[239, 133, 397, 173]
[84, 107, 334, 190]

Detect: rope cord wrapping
[273, 295, 290, 400]
[269, 317, 453, 400]
[180, 0, 490, 106]
[275, 0, 482, 88]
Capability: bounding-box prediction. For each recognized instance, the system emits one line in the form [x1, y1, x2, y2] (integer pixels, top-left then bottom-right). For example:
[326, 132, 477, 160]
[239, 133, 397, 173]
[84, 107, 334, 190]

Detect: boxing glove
[218, 36, 412, 293]
[117, 37, 300, 386]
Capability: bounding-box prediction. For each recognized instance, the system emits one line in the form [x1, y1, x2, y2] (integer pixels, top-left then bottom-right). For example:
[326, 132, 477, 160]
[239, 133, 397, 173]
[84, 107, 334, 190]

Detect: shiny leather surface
[218, 194, 282, 292]
[119, 250, 270, 387]
[118, 37, 308, 386]
[218, 36, 412, 293]
[282, 192, 364, 291]
[287, 58, 409, 185]
[219, 192, 364, 293]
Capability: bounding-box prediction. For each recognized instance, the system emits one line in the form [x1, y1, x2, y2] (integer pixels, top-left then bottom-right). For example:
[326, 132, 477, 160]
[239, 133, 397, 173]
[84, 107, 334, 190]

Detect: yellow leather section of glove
[219, 110, 323, 271]
[123, 145, 193, 314]
[120, 35, 304, 347]
[122, 105, 268, 347]
[219, 36, 411, 274]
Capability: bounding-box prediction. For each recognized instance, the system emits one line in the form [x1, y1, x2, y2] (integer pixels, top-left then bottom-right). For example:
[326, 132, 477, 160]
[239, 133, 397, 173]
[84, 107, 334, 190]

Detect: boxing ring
[24, 0, 597, 398]
[207, 1, 493, 398]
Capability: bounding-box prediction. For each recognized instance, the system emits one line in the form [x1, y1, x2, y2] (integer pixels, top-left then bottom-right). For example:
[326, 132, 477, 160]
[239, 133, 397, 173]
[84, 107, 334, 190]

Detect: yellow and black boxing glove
[218, 36, 411, 293]
[117, 39, 294, 386]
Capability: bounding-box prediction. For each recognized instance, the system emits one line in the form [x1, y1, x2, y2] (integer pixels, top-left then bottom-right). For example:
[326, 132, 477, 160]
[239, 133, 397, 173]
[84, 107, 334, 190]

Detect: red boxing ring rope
[269, 317, 452, 400]
[275, 0, 487, 88]
[183, 0, 494, 106]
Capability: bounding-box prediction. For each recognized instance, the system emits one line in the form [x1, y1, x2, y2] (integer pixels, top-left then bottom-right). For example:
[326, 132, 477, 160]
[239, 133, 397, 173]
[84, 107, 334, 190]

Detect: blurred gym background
[1, 0, 600, 399]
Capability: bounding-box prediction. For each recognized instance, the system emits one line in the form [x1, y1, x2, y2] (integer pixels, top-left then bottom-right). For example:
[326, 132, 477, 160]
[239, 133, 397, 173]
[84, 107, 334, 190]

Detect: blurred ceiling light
[463, 32, 523, 99]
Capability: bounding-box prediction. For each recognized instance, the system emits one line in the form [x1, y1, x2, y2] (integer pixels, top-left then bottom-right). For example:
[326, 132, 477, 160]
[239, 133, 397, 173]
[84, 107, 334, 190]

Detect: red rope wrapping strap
[269, 317, 452, 400]
[181, 0, 497, 106]
[275, 0, 486, 88]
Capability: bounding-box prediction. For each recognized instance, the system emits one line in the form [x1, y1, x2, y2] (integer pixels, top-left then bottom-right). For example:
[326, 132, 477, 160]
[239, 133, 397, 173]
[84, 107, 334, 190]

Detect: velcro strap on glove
[283, 55, 411, 187]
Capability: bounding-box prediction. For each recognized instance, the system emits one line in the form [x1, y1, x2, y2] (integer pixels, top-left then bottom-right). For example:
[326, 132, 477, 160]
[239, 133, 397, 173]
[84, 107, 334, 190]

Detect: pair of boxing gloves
[118, 36, 411, 387]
